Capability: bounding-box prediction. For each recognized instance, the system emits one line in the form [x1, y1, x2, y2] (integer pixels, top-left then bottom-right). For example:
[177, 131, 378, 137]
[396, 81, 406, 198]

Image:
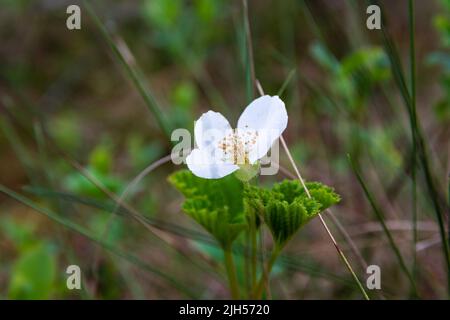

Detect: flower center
[217, 128, 258, 165]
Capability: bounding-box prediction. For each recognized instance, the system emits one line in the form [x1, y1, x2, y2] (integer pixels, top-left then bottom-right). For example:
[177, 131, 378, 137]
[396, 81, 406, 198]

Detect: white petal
[194, 111, 231, 152]
[237, 95, 288, 162]
[186, 148, 239, 179]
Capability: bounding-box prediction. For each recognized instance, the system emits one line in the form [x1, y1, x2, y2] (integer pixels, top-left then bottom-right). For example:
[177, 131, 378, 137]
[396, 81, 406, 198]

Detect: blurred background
[0, 0, 449, 299]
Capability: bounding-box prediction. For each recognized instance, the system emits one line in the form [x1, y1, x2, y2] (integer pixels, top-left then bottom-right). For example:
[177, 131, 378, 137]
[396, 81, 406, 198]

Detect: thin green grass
[2, 0, 441, 299]
[0, 116, 37, 184]
[408, 0, 419, 291]
[277, 68, 297, 97]
[4, 94, 364, 295]
[82, 0, 172, 139]
[0, 184, 197, 299]
[242, 0, 256, 101]
[371, 0, 450, 294]
[22, 186, 363, 291]
[349, 155, 418, 297]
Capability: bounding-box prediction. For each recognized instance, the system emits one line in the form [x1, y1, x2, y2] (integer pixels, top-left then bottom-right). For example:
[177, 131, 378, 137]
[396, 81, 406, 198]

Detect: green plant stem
[83, 0, 172, 139]
[244, 232, 252, 297]
[224, 248, 240, 299]
[243, 0, 255, 99]
[277, 68, 296, 96]
[244, 180, 258, 298]
[374, 0, 450, 293]
[447, 176, 450, 298]
[408, 0, 418, 294]
[250, 211, 258, 297]
[334, 241, 371, 300]
[349, 155, 418, 297]
[254, 247, 280, 299]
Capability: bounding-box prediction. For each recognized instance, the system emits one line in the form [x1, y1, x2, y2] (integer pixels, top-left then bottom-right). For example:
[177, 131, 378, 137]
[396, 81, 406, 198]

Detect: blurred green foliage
[428, 0, 450, 122]
[0, 0, 448, 299]
[142, 0, 225, 63]
[310, 43, 390, 113]
[8, 244, 56, 299]
[2, 219, 57, 299]
[169, 80, 198, 128]
[63, 140, 123, 198]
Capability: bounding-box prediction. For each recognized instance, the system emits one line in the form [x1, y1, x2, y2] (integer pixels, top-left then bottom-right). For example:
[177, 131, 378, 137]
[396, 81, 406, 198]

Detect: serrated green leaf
[245, 180, 340, 248]
[168, 170, 246, 248]
[304, 182, 341, 210]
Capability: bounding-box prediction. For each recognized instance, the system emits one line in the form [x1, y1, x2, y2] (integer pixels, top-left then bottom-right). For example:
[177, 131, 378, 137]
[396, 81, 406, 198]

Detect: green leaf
[309, 42, 340, 73]
[0, 218, 36, 252]
[168, 170, 246, 248]
[305, 182, 342, 210]
[8, 244, 57, 299]
[63, 168, 122, 199]
[194, 0, 220, 23]
[143, 0, 182, 29]
[171, 81, 198, 110]
[245, 180, 340, 248]
[49, 112, 82, 152]
[89, 143, 113, 174]
[126, 135, 164, 169]
[340, 47, 389, 80]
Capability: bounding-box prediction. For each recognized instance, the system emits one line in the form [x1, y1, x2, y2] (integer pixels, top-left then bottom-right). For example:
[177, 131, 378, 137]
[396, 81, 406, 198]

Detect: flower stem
[250, 210, 258, 296]
[244, 181, 258, 298]
[254, 247, 280, 299]
[224, 248, 240, 299]
[408, 0, 420, 298]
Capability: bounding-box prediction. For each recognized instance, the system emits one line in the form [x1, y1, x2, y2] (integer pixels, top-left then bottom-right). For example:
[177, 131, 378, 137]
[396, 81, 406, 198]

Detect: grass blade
[24, 186, 216, 245]
[242, 0, 256, 101]
[0, 116, 37, 184]
[408, 0, 418, 290]
[370, 0, 450, 294]
[25, 186, 366, 290]
[349, 154, 418, 297]
[0, 184, 197, 298]
[277, 68, 297, 97]
[82, 0, 172, 139]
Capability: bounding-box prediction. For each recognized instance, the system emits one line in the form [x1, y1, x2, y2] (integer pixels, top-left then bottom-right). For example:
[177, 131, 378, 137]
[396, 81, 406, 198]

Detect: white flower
[186, 95, 288, 179]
